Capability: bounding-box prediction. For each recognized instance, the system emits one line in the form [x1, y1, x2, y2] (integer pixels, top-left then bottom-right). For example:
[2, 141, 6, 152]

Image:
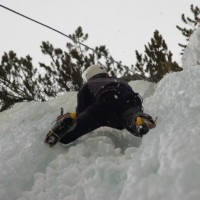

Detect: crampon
[44, 108, 77, 147]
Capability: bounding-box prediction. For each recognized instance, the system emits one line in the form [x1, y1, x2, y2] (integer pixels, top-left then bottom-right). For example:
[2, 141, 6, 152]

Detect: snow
[1, 29, 200, 200]
[182, 27, 200, 69]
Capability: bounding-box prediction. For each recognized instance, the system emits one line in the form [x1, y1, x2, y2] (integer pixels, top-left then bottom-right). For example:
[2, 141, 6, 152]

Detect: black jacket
[76, 74, 141, 115]
[58, 74, 145, 145]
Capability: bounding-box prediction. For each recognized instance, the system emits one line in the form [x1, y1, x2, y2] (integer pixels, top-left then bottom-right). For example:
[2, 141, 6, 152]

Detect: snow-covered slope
[182, 27, 200, 69]
[1, 29, 200, 200]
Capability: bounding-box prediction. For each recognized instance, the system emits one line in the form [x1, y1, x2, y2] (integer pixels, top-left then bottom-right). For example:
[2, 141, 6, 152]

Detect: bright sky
[0, 0, 199, 67]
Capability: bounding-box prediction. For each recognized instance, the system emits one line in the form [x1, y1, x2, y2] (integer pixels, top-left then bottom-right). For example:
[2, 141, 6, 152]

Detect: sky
[0, 0, 199, 67]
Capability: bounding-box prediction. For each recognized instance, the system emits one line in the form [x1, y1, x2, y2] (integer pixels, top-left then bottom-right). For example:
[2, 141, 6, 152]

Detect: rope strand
[0, 4, 143, 79]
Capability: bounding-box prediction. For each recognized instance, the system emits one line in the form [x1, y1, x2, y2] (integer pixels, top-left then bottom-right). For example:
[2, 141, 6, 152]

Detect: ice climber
[44, 64, 156, 147]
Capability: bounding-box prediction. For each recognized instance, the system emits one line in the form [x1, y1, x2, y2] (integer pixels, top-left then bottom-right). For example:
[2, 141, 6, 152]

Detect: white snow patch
[129, 80, 156, 99]
[182, 27, 200, 69]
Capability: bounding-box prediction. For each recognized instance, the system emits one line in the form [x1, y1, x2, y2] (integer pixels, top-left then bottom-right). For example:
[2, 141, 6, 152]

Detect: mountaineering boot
[44, 112, 77, 147]
[134, 114, 157, 136]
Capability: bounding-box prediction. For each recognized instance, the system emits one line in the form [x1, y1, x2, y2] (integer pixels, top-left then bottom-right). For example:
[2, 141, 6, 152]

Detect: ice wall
[182, 27, 200, 68]
[1, 28, 200, 200]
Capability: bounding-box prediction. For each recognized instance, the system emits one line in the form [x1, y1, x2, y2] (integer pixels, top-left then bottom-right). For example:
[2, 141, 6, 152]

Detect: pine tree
[2, 26, 180, 111]
[0, 27, 125, 111]
[133, 30, 182, 83]
[0, 51, 46, 111]
[176, 4, 200, 54]
[38, 26, 125, 94]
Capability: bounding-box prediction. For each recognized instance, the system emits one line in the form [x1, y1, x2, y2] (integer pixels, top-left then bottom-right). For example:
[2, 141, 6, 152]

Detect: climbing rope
[0, 4, 144, 79]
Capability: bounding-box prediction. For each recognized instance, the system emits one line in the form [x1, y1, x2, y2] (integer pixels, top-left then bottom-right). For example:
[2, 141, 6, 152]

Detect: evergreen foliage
[176, 4, 200, 54]
[0, 51, 45, 111]
[132, 30, 182, 83]
[0, 27, 183, 112]
[39, 27, 124, 93]
[0, 27, 124, 111]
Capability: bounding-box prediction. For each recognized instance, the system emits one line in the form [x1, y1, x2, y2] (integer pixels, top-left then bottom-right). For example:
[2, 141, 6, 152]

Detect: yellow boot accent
[70, 112, 77, 120]
[135, 116, 157, 129]
[135, 117, 144, 126]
